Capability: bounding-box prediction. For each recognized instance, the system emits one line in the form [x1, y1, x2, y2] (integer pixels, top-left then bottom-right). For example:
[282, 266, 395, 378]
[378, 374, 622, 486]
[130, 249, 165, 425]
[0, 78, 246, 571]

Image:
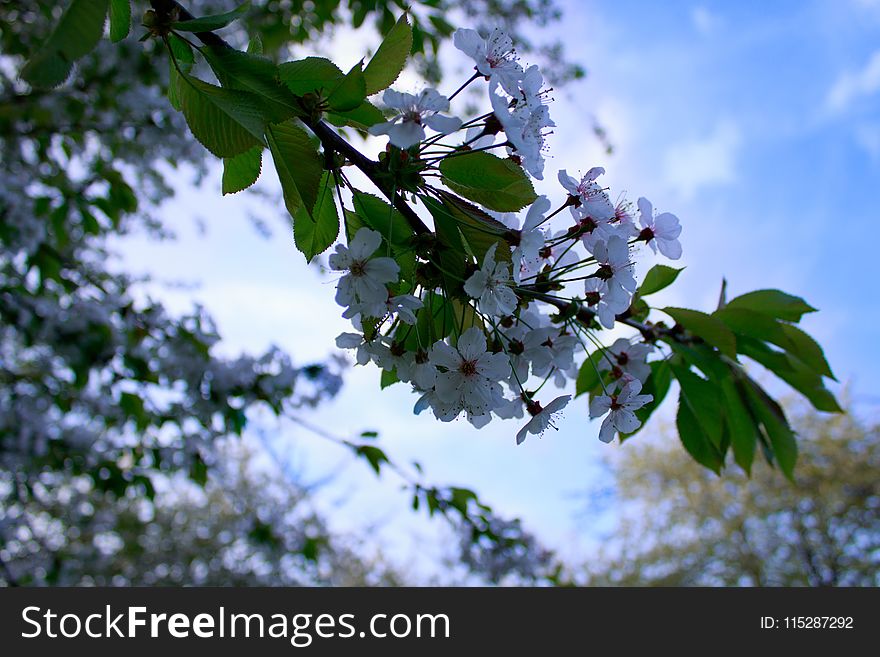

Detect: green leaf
[350, 191, 415, 248]
[439, 151, 537, 212]
[266, 121, 323, 218]
[355, 445, 389, 476]
[737, 337, 842, 413]
[327, 62, 367, 112]
[189, 453, 209, 486]
[222, 146, 262, 194]
[639, 264, 684, 296]
[326, 100, 385, 130]
[167, 34, 194, 111]
[247, 35, 263, 55]
[203, 45, 299, 123]
[350, 191, 416, 283]
[720, 377, 758, 474]
[727, 289, 817, 322]
[435, 191, 512, 264]
[448, 487, 477, 515]
[278, 57, 343, 96]
[669, 340, 729, 383]
[178, 74, 266, 157]
[575, 350, 604, 397]
[451, 299, 484, 335]
[21, 0, 109, 88]
[172, 1, 250, 32]
[380, 368, 400, 388]
[421, 196, 468, 292]
[402, 292, 455, 350]
[363, 14, 413, 96]
[119, 391, 147, 431]
[779, 323, 835, 380]
[714, 307, 835, 380]
[624, 360, 672, 438]
[714, 306, 790, 344]
[109, 0, 131, 42]
[743, 380, 798, 479]
[664, 307, 737, 358]
[671, 364, 723, 445]
[293, 171, 339, 262]
[676, 397, 723, 474]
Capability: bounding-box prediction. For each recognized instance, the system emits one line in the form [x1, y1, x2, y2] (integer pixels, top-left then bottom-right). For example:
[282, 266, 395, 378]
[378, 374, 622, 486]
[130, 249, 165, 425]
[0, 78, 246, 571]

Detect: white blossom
[397, 350, 438, 389]
[523, 327, 579, 381]
[637, 197, 682, 260]
[583, 278, 627, 329]
[589, 379, 654, 443]
[490, 81, 554, 180]
[463, 242, 518, 317]
[385, 294, 422, 325]
[329, 228, 399, 318]
[429, 328, 510, 417]
[335, 332, 388, 366]
[453, 27, 524, 95]
[599, 338, 653, 383]
[512, 196, 551, 283]
[516, 395, 570, 445]
[558, 168, 615, 222]
[592, 235, 637, 303]
[368, 89, 462, 148]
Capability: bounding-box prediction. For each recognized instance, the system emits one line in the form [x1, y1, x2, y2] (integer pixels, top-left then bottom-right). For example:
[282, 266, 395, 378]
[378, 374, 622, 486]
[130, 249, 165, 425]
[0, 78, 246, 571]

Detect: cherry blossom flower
[589, 379, 654, 443]
[453, 27, 524, 95]
[516, 395, 571, 444]
[369, 89, 462, 149]
[397, 350, 438, 389]
[385, 293, 422, 325]
[329, 228, 400, 318]
[569, 204, 619, 254]
[490, 81, 554, 179]
[592, 235, 637, 302]
[414, 388, 461, 422]
[583, 278, 627, 329]
[523, 327, 579, 380]
[599, 338, 652, 383]
[516, 65, 548, 111]
[637, 197, 682, 260]
[463, 242, 518, 317]
[558, 168, 615, 222]
[512, 196, 551, 283]
[429, 328, 510, 417]
[335, 332, 388, 366]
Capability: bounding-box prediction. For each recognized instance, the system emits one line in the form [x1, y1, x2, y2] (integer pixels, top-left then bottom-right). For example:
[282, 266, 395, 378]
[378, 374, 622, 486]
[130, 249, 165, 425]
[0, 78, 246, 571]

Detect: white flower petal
[424, 113, 462, 135]
[612, 409, 641, 434]
[387, 121, 425, 149]
[658, 238, 682, 260]
[598, 415, 617, 443]
[457, 327, 487, 361]
[589, 395, 612, 418]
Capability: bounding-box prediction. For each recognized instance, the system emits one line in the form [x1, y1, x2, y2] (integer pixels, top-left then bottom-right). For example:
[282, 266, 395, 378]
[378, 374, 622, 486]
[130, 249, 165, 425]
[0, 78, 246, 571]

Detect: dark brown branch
[149, 0, 430, 236]
[519, 288, 673, 343]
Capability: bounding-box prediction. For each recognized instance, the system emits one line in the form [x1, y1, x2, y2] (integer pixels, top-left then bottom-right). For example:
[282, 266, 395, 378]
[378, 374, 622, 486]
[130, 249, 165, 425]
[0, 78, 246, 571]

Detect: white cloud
[663, 120, 741, 199]
[825, 50, 880, 113]
[854, 121, 880, 160]
[691, 6, 719, 35]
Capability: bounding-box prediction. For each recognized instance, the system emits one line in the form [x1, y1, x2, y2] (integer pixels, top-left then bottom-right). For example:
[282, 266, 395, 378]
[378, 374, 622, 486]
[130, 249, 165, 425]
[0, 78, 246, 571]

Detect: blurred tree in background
[0, 440, 404, 585]
[581, 399, 879, 586]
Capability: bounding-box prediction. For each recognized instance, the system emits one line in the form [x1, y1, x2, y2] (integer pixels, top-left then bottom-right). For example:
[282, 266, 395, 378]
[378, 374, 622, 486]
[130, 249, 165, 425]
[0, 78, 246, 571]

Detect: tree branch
[519, 288, 672, 343]
[149, 0, 430, 236]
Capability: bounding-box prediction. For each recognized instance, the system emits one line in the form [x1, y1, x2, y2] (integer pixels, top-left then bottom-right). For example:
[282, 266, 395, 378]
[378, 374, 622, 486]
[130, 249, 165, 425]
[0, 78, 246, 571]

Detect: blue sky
[115, 0, 880, 573]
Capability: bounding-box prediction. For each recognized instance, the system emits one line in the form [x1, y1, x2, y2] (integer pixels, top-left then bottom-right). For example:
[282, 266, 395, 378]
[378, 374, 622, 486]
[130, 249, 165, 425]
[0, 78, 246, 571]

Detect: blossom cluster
[339, 27, 684, 445]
